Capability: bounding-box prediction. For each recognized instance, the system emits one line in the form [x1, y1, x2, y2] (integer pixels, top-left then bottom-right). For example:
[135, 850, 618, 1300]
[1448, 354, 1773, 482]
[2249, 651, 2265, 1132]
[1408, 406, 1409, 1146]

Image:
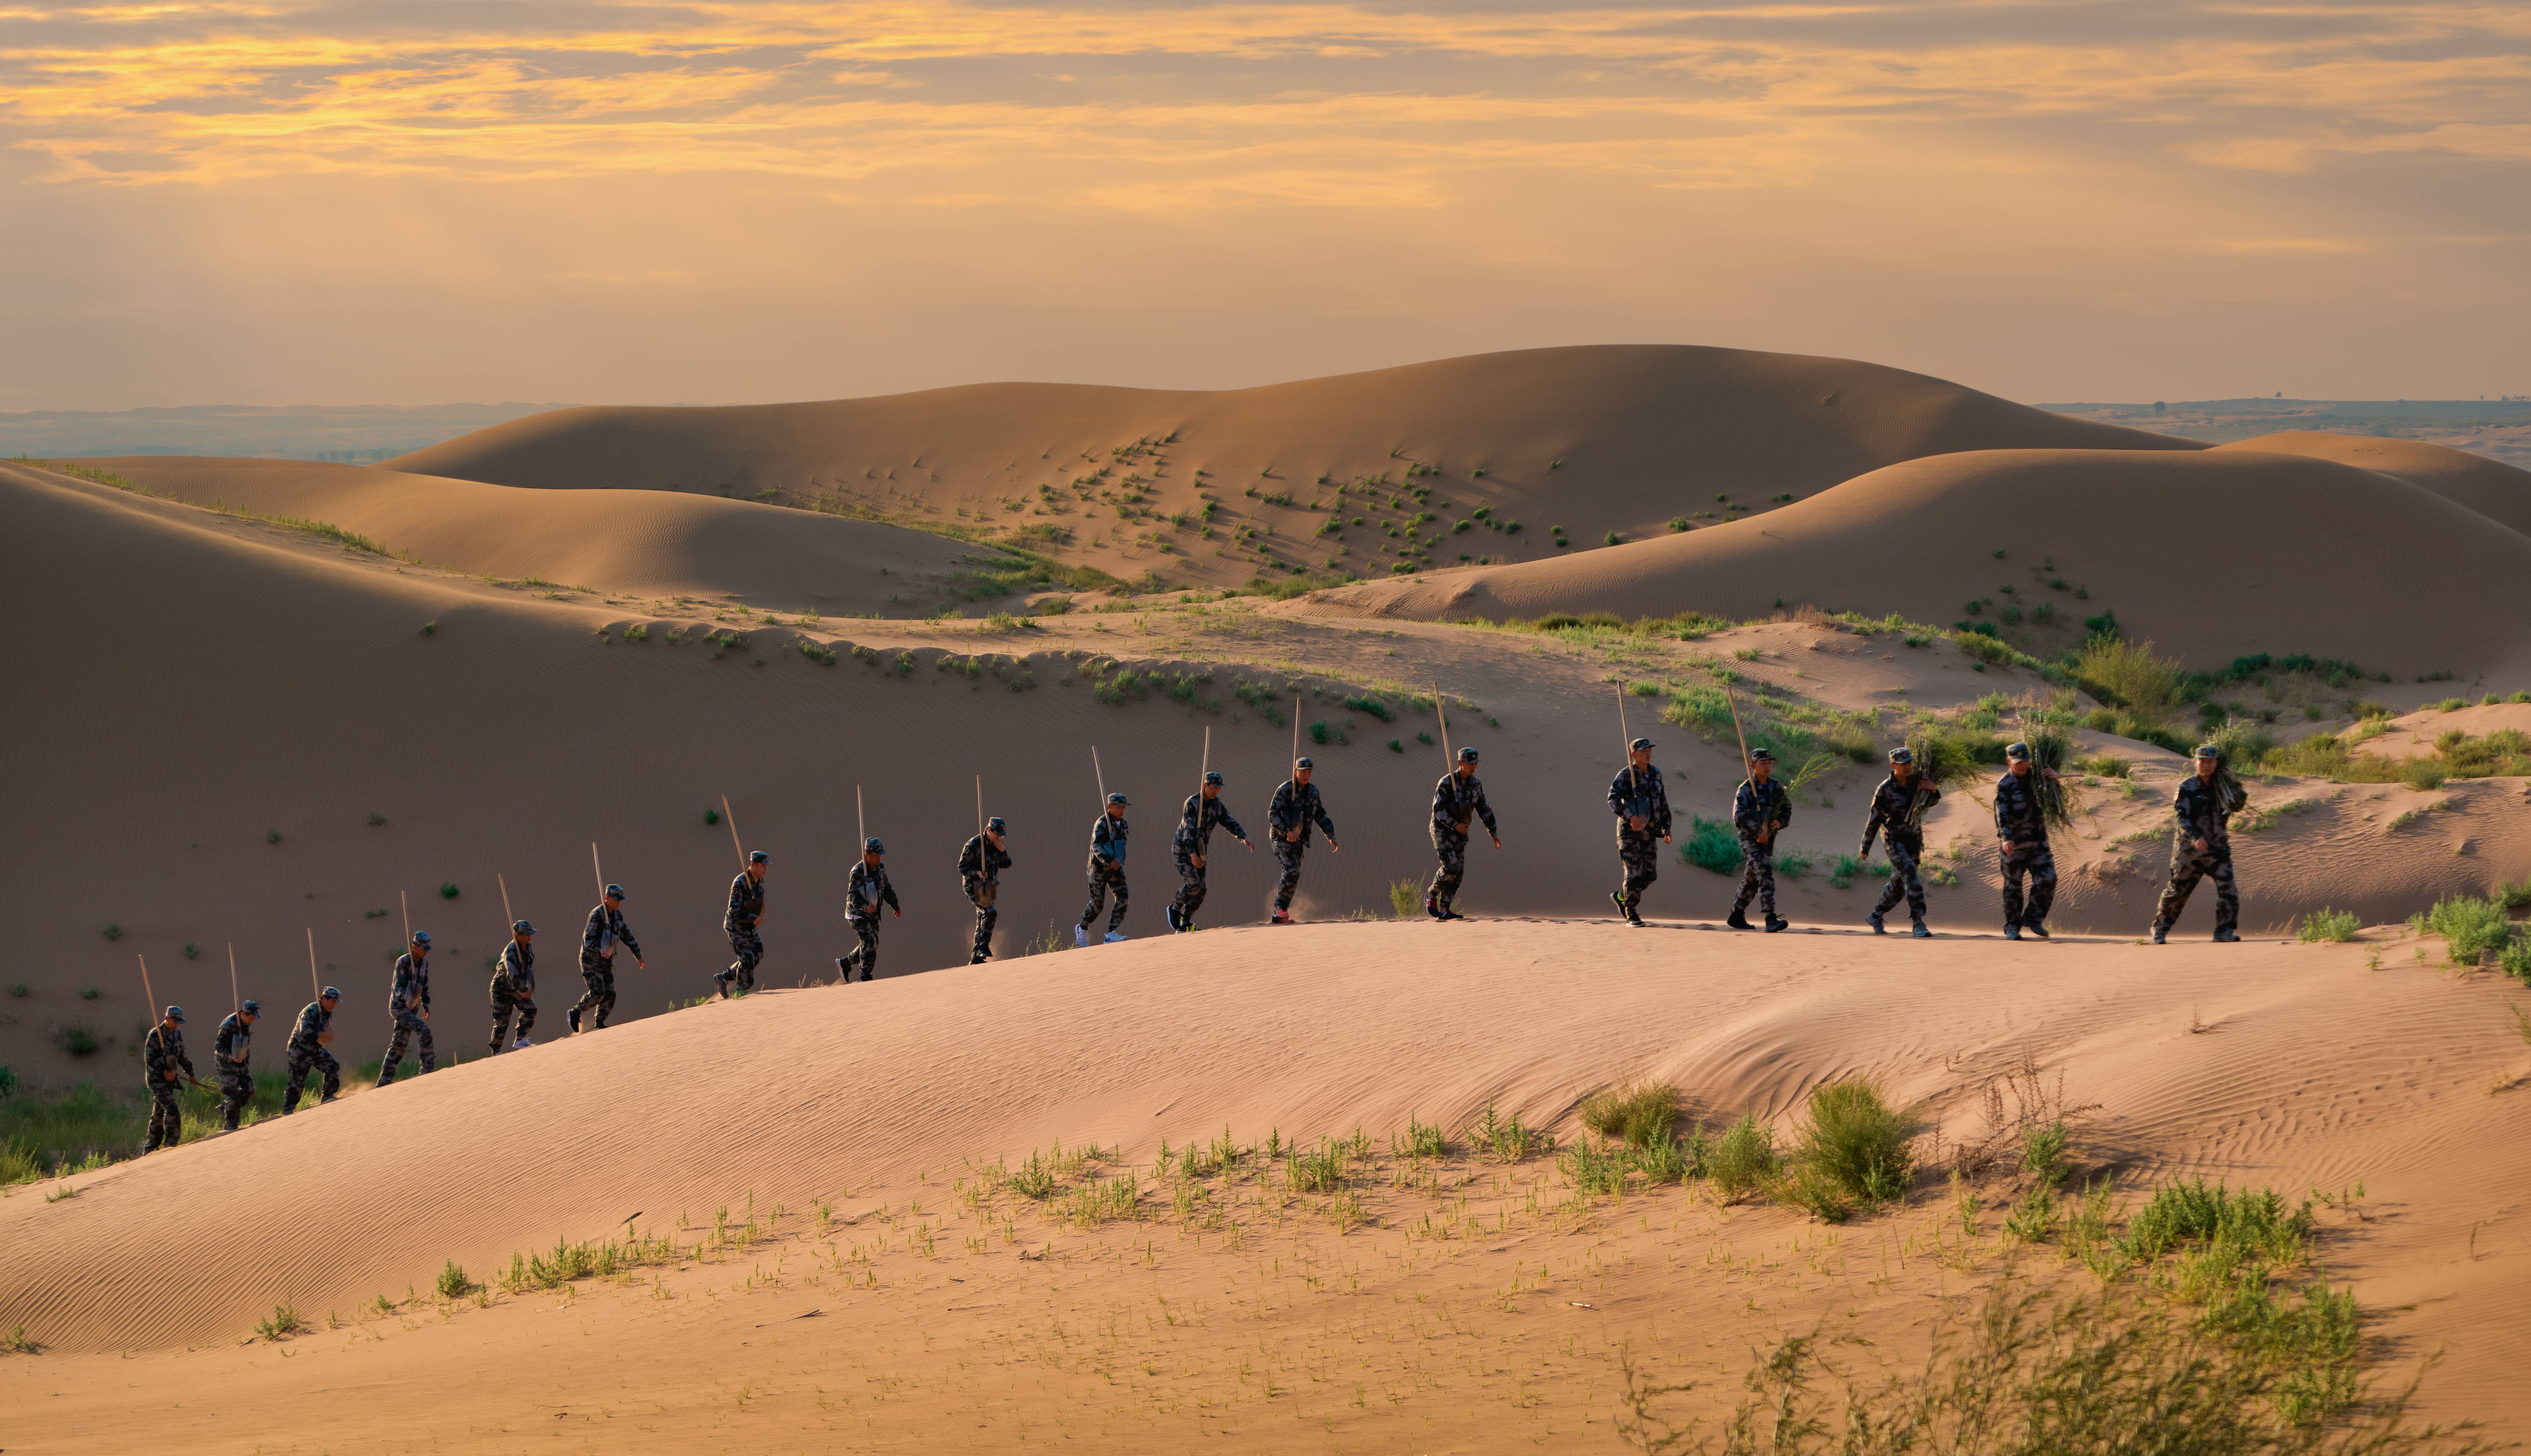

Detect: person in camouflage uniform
[2153, 746, 2242, 944]
[1608, 737, 1673, 927]
[1266, 758, 1339, 924]
[716, 850, 769, 998]
[282, 987, 341, 1114]
[142, 1006, 196, 1153]
[376, 931, 436, 1087]
[572, 884, 643, 1033]
[1860, 747, 1941, 938]
[837, 839, 902, 981]
[958, 817, 1013, 964]
[489, 920, 537, 1054]
[213, 1000, 260, 1131]
[1426, 747, 1500, 921]
[1169, 772, 1253, 933]
[1728, 750, 1792, 932]
[1077, 793, 1132, 945]
[1993, 742, 2062, 940]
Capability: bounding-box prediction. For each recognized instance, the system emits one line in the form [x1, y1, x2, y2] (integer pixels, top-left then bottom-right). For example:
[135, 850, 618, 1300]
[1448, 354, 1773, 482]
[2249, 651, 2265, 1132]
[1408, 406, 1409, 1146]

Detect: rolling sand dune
[81, 455, 989, 614]
[3, 921, 2526, 1451]
[2214, 431, 2531, 539]
[379, 346, 2202, 593]
[1295, 449, 2531, 679]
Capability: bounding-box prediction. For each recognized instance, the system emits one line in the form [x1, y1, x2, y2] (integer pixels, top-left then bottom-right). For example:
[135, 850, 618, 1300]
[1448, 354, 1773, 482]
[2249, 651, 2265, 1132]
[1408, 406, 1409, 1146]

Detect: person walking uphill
[1266, 758, 1339, 924]
[837, 839, 902, 981]
[1994, 742, 2062, 941]
[573, 884, 643, 1034]
[1608, 737, 1673, 927]
[1728, 749, 1792, 932]
[1427, 747, 1500, 921]
[142, 1006, 196, 1153]
[376, 931, 436, 1087]
[1170, 772, 1253, 933]
[716, 850, 769, 998]
[282, 987, 341, 1115]
[489, 920, 537, 1053]
[1077, 794, 1132, 946]
[1861, 747, 1941, 938]
[959, 818, 1013, 964]
[2152, 745, 2242, 944]
[213, 1000, 260, 1131]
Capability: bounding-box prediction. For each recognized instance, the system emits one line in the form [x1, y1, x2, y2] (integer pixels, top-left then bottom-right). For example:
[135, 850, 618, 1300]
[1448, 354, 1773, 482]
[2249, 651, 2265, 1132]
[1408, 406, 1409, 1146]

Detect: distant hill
[2039, 396, 2531, 466]
[9, 402, 573, 460]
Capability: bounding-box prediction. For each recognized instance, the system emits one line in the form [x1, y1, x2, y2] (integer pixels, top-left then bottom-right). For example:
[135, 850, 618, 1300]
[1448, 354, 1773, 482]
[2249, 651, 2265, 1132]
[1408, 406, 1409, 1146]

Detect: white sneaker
[1103, 931, 1127, 944]
[1073, 925, 1090, 948]
[512, 1037, 534, 1050]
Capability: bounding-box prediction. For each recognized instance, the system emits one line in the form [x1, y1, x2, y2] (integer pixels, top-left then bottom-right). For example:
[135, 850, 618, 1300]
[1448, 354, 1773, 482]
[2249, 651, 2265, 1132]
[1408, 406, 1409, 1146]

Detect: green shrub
[1387, 879, 1423, 918]
[2077, 633, 2187, 726]
[1710, 1113, 1780, 1203]
[2117, 1179, 2312, 1267]
[2502, 938, 2531, 987]
[2296, 908, 2360, 943]
[436, 1260, 471, 1299]
[1783, 1078, 1912, 1211]
[1580, 1081, 1679, 1149]
[1680, 816, 1742, 874]
[2414, 893, 2513, 962]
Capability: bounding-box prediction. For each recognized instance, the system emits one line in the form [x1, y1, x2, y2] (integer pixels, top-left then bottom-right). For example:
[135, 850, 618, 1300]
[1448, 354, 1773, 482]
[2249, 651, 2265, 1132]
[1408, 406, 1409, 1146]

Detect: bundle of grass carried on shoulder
[1899, 726, 1991, 829]
[2204, 720, 2258, 817]
[2017, 716, 2083, 828]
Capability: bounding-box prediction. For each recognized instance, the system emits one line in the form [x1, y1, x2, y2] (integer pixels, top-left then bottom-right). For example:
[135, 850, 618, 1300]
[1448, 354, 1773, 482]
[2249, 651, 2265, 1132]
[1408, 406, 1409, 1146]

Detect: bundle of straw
[2020, 720, 2083, 829]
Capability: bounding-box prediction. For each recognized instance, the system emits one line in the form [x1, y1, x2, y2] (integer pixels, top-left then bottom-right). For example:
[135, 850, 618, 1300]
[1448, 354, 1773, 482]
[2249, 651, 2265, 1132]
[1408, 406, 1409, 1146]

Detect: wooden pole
[856, 785, 866, 849]
[1199, 726, 1211, 810]
[307, 928, 320, 1000]
[138, 954, 157, 1022]
[1290, 692, 1301, 764]
[1434, 683, 1453, 764]
[400, 889, 410, 948]
[720, 794, 745, 866]
[1092, 746, 1106, 806]
[228, 943, 241, 1015]
[1618, 681, 1638, 797]
[498, 873, 516, 935]
[1725, 684, 1752, 768]
[976, 775, 984, 839]
[592, 842, 605, 899]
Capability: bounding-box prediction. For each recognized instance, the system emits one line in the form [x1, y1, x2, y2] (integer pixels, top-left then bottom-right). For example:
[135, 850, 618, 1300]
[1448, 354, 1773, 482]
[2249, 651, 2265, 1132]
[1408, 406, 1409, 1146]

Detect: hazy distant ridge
[2, 402, 574, 461]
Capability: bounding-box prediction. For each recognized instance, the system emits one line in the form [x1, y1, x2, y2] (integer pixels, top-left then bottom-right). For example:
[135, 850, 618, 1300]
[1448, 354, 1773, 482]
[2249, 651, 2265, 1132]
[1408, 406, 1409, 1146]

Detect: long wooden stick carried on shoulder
[720, 794, 745, 866]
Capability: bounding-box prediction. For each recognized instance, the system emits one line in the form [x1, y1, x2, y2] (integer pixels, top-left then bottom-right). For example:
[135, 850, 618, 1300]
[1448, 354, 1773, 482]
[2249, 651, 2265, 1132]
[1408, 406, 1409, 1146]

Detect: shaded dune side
[1294, 449, 2531, 677]
[84, 456, 985, 612]
[2213, 431, 2531, 539]
[383, 347, 2202, 541]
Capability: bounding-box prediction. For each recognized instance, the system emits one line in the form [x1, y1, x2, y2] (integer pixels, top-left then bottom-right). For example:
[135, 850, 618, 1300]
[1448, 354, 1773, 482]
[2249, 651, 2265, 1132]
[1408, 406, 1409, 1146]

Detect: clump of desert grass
[2297, 908, 2361, 943]
[1769, 1078, 1914, 1223]
[2410, 894, 2517, 964]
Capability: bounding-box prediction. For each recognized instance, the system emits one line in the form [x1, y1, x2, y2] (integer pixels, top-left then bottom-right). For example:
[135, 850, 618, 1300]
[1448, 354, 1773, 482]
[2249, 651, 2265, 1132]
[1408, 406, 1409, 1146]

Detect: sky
[3, 0, 2526, 410]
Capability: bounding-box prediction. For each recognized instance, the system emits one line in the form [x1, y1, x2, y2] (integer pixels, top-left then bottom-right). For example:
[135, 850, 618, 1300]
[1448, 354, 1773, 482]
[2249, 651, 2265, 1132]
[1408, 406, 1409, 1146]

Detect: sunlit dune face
[2, 1, 2526, 404]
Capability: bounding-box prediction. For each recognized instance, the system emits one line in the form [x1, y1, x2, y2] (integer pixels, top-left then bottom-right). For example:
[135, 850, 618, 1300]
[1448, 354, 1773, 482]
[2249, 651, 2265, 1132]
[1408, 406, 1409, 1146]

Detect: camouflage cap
[2193, 744, 2222, 760]
[986, 816, 1006, 832]
[604, 883, 626, 900]
[1630, 737, 1654, 751]
[164, 1005, 185, 1022]
[1747, 747, 1775, 762]
[1107, 792, 1130, 805]
[1294, 756, 1314, 769]
[241, 999, 261, 1014]
[513, 919, 535, 935]
[1457, 747, 1480, 762]
[1203, 771, 1224, 785]
[864, 837, 885, 853]
[2005, 741, 2032, 761]
[321, 986, 342, 1000]
[1887, 746, 1915, 763]
[749, 849, 769, 864]
[410, 929, 431, 946]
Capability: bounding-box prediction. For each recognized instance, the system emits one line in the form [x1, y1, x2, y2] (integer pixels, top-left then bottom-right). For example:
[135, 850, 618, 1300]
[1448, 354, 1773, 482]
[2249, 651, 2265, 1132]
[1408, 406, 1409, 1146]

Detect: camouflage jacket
[1087, 812, 1130, 865]
[726, 870, 766, 932]
[390, 952, 431, 1013]
[494, 939, 534, 994]
[847, 860, 900, 920]
[958, 834, 1012, 885]
[582, 903, 642, 961]
[1608, 764, 1672, 836]
[1732, 778, 1792, 839]
[1431, 771, 1497, 839]
[214, 1011, 252, 1066]
[1864, 774, 1941, 846]
[2172, 774, 2233, 848]
[1992, 771, 2049, 846]
[1268, 780, 1336, 847]
[289, 1000, 332, 1052]
[143, 1025, 194, 1086]
[1174, 793, 1249, 854]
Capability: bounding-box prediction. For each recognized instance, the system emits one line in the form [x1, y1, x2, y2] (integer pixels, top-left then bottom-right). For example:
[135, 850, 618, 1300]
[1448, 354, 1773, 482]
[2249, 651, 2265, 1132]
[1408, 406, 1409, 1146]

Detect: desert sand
[9, 347, 2531, 1451]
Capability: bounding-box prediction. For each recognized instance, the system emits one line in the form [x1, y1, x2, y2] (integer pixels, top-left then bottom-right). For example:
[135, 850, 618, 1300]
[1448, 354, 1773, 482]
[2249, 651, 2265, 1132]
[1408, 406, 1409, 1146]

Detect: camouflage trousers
[1873, 837, 1929, 920]
[721, 924, 763, 994]
[1272, 839, 1306, 911]
[378, 1007, 435, 1086]
[965, 878, 998, 963]
[489, 976, 536, 1053]
[573, 954, 617, 1030]
[1171, 847, 1210, 925]
[2154, 844, 2238, 936]
[1732, 833, 1778, 919]
[1616, 826, 1662, 912]
[842, 915, 881, 981]
[218, 1062, 255, 1131]
[1080, 857, 1128, 933]
[1428, 831, 1469, 911]
[282, 1044, 339, 1112]
[2001, 844, 2058, 930]
[144, 1080, 183, 1152]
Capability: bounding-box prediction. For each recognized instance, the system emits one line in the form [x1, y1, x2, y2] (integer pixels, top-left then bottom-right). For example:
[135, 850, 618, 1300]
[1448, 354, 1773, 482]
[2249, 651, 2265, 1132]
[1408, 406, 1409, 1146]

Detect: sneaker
[512, 1037, 534, 1050]
[713, 973, 732, 1001]
[1103, 930, 1127, 944]
[1764, 917, 1789, 933]
[2023, 918, 2051, 940]
[2151, 925, 2167, 944]
[1625, 906, 1645, 928]
[1435, 906, 1464, 922]
[1271, 909, 1292, 925]
[2213, 927, 2240, 943]
[1165, 905, 1182, 932]
[1867, 911, 1886, 936]
[1910, 919, 1931, 939]
[1074, 925, 1091, 949]
[969, 954, 988, 965]
[567, 1008, 582, 1034]
[1726, 908, 1751, 930]
[2004, 925, 2022, 941]
[1610, 890, 1627, 917]
[835, 957, 850, 979]
[1424, 893, 1441, 920]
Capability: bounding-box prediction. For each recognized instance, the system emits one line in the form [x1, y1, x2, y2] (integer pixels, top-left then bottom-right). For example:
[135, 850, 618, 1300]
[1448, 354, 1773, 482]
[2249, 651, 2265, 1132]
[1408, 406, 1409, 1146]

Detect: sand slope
[381, 346, 2202, 593]
[1293, 449, 2531, 678]
[82, 455, 990, 613]
[3, 920, 2527, 1449]
[2214, 431, 2531, 538]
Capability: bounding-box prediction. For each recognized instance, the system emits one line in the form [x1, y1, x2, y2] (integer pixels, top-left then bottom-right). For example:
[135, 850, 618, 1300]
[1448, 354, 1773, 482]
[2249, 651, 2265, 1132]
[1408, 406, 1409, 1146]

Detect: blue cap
[1457, 747, 1479, 762]
[1630, 737, 1653, 752]
[2193, 744, 2222, 760]
[1294, 756, 1314, 769]
[165, 1005, 185, 1022]
[986, 816, 1006, 832]
[864, 837, 884, 853]
[1748, 747, 1774, 762]
[604, 884, 625, 900]
[241, 999, 261, 1014]
[2005, 741, 2032, 761]
[1888, 746, 1914, 763]
[1107, 792, 1129, 805]
[513, 919, 534, 934]
[410, 930, 431, 946]
[1203, 771, 1224, 785]
[749, 849, 769, 864]
[321, 986, 342, 1000]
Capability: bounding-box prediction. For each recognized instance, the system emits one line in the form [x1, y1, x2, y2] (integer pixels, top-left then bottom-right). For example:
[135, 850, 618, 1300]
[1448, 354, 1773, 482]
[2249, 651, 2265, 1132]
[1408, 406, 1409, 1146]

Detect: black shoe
[1165, 905, 1182, 932]
[2023, 918, 2051, 940]
[2004, 925, 2022, 941]
[1911, 919, 1931, 939]
[1424, 894, 1441, 920]
[567, 1008, 582, 1035]
[2213, 928, 2240, 943]
[1435, 905, 1464, 922]
[713, 973, 732, 1001]
[1727, 908, 1751, 930]
[1764, 917, 1789, 933]
[1867, 911, 1886, 936]
[2151, 924, 2167, 944]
